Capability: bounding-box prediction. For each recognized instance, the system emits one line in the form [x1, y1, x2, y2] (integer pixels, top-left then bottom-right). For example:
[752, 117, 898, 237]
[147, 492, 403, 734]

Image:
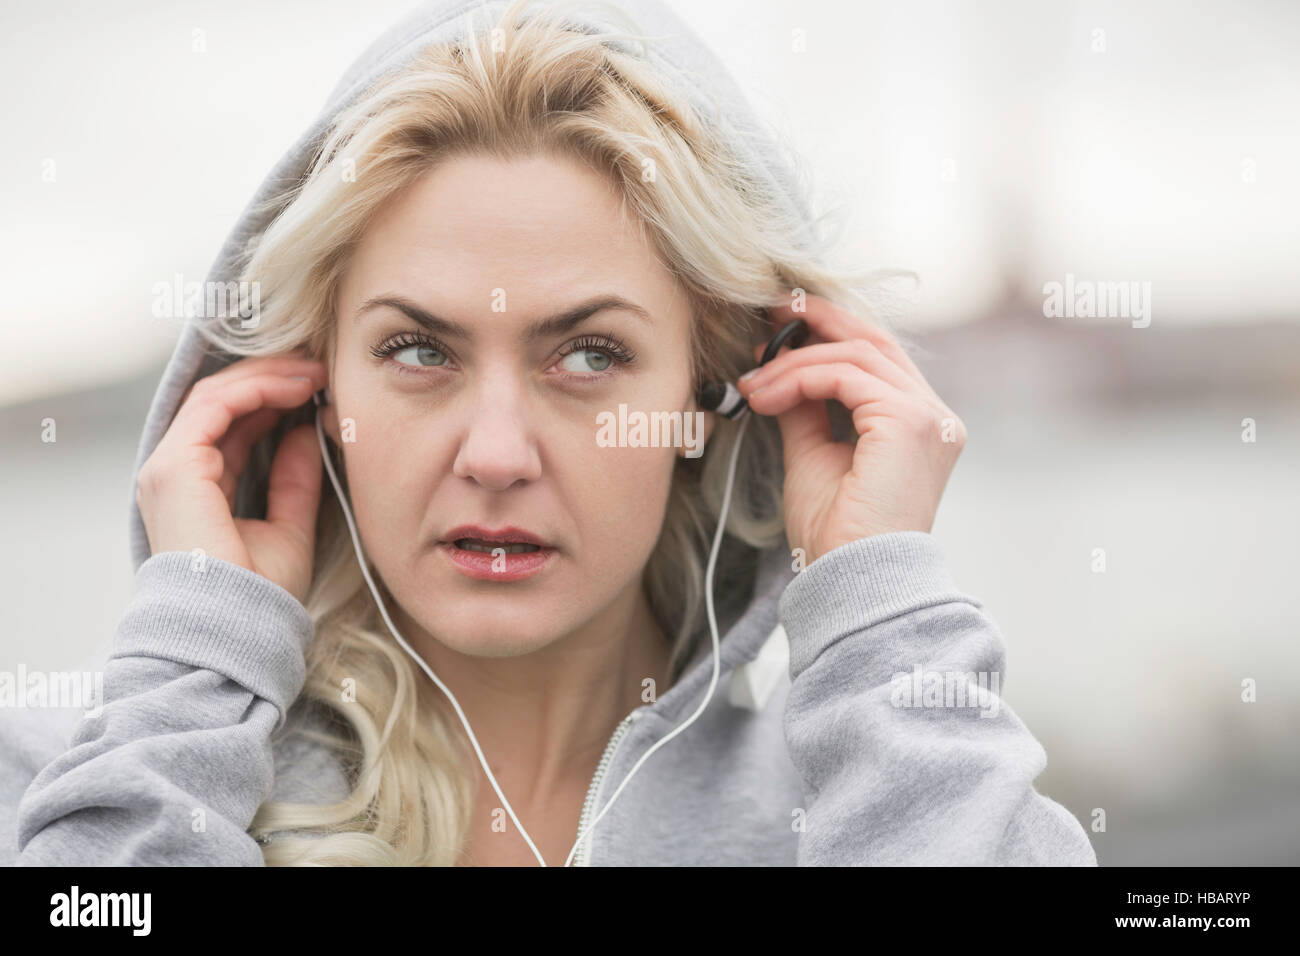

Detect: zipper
[571, 708, 644, 866]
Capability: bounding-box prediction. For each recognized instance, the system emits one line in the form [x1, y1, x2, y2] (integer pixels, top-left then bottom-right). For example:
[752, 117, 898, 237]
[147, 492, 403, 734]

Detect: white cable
[563, 408, 749, 866]
[313, 409, 546, 864]
[313, 404, 749, 867]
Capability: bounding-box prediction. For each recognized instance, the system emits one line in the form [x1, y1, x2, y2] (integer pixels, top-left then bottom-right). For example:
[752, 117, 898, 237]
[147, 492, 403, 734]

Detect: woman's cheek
[603, 445, 677, 548]
[342, 406, 421, 556]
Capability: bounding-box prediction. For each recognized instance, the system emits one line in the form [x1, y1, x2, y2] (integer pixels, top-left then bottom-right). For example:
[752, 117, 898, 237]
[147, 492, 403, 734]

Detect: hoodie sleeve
[13, 551, 314, 866]
[777, 531, 1097, 866]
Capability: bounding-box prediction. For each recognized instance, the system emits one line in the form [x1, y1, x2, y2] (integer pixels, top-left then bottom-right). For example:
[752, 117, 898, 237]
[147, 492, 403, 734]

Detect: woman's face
[327, 152, 709, 657]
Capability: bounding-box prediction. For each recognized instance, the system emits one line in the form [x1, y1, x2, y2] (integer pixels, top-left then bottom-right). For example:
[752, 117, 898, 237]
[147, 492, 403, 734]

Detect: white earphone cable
[563, 409, 749, 866]
[312, 404, 748, 867]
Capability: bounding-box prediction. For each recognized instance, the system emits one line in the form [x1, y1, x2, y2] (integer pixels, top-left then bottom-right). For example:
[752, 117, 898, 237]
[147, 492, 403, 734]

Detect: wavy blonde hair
[194, 0, 904, 864]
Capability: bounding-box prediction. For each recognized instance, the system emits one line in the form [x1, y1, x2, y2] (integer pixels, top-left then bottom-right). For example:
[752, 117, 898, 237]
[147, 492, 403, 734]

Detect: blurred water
[920, 314, 1300, 864]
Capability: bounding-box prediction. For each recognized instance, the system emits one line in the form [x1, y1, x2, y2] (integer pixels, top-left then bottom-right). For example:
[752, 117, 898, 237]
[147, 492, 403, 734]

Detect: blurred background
[1, 0, 1297, 864]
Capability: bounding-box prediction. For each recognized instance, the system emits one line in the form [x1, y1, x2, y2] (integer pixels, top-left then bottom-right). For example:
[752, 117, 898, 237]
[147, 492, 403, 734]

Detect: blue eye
[370, 332, 452, 368]
[559, 348, 614, 373]
[392, 344, 448, 367]
[556, 334, 637, 378]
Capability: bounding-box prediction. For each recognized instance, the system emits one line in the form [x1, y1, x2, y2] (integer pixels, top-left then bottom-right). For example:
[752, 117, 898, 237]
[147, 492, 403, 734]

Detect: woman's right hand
[136, 353, 329, 606]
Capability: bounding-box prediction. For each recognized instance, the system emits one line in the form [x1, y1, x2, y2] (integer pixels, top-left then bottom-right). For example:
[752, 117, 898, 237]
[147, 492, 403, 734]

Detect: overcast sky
[1, 0, 1296, 407]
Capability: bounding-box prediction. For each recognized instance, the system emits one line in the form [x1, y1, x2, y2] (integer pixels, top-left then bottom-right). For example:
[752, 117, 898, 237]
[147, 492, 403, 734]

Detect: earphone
[309, 317, 808, 865]
[695, 317, 810, 420]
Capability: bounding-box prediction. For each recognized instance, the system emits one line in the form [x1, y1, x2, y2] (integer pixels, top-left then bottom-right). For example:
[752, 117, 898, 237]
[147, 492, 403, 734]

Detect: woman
[8, 0, 1096, 866]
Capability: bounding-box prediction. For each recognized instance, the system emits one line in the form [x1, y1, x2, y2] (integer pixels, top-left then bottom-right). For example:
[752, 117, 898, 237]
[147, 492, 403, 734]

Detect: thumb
[266, 423, 323, 551]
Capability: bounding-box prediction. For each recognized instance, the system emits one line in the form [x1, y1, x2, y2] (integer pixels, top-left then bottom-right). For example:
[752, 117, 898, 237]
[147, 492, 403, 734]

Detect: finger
[214, 406, 284, 507]
[177, 352, 325, 406]
[769, 293, 938, 399]
[266, 424, 323, 551]
[770, 392, 833, 469]
[745, 363, 903, 437]
[747, 324, 806, 372]
[169, 372, 325, 451]
[740, 338, 921, 400]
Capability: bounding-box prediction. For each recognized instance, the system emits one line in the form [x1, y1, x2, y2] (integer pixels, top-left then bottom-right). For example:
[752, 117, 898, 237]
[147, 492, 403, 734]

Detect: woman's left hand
[735, 292, 966, 566]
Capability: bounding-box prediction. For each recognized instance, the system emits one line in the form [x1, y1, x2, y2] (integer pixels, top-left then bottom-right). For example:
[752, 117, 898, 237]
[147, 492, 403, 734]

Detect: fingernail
[738, 368, 759, 382]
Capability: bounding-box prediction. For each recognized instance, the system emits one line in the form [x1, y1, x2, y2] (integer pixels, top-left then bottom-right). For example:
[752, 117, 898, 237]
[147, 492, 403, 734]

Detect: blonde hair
[194, 0, 905, 865]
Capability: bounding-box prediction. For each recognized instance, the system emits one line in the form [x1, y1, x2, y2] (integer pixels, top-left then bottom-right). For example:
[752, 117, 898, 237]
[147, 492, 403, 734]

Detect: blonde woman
[7, 0, 1096, 866]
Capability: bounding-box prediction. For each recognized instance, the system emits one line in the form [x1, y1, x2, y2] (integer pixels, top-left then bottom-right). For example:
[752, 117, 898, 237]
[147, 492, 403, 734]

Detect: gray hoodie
[2, 0, 1097, 866]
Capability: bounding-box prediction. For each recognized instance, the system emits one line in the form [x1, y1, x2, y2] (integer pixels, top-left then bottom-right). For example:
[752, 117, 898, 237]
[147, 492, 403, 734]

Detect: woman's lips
[441, 524, 551, 548]
[438, 541, 557, 581]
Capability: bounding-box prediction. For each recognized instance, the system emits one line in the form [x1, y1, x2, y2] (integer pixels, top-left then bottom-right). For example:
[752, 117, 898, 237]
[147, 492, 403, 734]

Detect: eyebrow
[355, 293, 652, 343]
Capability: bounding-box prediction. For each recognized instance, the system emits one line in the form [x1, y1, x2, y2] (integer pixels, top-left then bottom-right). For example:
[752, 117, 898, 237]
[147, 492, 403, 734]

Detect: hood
[126, 0, 812, 673]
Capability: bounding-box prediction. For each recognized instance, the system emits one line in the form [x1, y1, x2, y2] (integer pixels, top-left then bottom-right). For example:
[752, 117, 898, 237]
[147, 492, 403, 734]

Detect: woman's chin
[425, 626, 562, 659]
[392, 593, 565, 657]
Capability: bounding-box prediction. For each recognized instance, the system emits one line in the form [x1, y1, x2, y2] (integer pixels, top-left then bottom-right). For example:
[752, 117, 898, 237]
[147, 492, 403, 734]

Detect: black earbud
[696, 317, 810, 420]
[313, 387, 331, 407]
[696, 380, 745, 418]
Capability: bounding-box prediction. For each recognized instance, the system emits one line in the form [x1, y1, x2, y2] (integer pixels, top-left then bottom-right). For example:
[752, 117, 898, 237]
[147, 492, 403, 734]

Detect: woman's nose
[449, 379, 543, 491]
